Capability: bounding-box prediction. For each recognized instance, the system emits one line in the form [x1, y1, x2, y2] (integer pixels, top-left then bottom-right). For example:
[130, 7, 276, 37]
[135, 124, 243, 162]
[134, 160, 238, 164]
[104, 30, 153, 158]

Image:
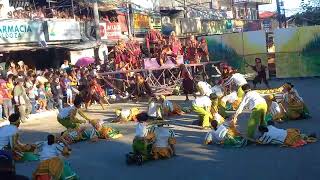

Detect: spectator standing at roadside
[13, 78, 32, 123]
[25, 76, 36, 114]
[0, 82, 13, 119]
[51, 77, 63, 110]
[45, 82, 54, 110]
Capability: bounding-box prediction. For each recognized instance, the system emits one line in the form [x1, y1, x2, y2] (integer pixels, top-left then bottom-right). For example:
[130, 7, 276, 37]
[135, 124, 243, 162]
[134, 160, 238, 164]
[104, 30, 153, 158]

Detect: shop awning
[0, 41, 98, 52]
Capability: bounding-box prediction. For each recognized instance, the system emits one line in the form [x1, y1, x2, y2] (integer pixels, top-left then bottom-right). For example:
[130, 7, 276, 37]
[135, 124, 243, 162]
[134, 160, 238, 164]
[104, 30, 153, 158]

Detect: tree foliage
[294, 0, 320, 26]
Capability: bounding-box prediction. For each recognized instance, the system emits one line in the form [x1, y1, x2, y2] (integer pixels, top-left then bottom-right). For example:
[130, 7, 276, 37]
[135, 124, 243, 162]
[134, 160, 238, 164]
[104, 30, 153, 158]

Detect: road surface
[16, 78, 320, 180]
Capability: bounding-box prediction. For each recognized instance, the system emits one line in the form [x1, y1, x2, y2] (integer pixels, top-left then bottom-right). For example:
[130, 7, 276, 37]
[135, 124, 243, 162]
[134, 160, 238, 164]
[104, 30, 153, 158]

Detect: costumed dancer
[198, 37, 209, 62]
[180, 64, 196, 101]
[197, 81, 212, 97]
[158, 95, 184, 117]
[32, 134, 78, 180]
[0, 113, 37, 162]
[248, 58, 269, 89]
[84, 78, 109, 110]
[192, 94, 213, 130]
[57, 96, 89, 130]
[89, 119, 123, 140]
[168, 31, 182, 57]
[281, 82, 310, 120]
[126, 35, 142, 69]
[204, 120, 246, 148]
[148, 97, 162, 120]
[221, 72, 248, 110]
[114, 108, 140, 122]
[257, 121, 316, 147]
[131, 73, 154, 102]
[159, 45, 177, 66]
[209, 93, 227, 123]
[114, 40, 130, 70]
[232, 84, 268, 139]
[186, 35, 199, 64]
[145, 26, 164, 57]
[264, 95, 285, 123]
[131, 113, 156, 160]
[151, 122, 176, 160]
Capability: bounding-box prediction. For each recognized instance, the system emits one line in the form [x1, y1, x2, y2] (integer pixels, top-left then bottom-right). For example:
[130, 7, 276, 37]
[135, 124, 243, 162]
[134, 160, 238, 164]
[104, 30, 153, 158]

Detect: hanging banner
[46, 19, 81, 41]
[100, 22, 122, 41]
[0, 19, 43, 44]
[133, 13, 150, 33]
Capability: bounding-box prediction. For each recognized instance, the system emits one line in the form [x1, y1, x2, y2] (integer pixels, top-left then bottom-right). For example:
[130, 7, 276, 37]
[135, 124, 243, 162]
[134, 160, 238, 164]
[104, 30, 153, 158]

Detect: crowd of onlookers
[0, 60, 105, 123]
[2, 5, 77, 19]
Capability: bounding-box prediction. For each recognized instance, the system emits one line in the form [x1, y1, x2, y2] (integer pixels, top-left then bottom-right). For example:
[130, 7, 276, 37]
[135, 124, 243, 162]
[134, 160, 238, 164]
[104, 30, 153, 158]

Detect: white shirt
[148, 101, 160, 118]
[258, 125, 287, 144]
[61, 64, 69, 69]
[224, 73, 247, 87]
[270, 101, 282, 116]
[236, 91, 266, 114]
[163, 100, 174, 112]
[120, 109, 131, 119]
[58, 106, 75, 119]
[221, 91, 238, 104]
[204, 124, 228, 143]
[211, 85, 224, 97]
[39, 143, 61, 161]
[192, 96, 212, 108]
[284, 88, 303, 103]
[0, 125, 18, 150]
[197, 81, 212, 96]
[135, 123, 148, 138]
[154, 127, 172, 148]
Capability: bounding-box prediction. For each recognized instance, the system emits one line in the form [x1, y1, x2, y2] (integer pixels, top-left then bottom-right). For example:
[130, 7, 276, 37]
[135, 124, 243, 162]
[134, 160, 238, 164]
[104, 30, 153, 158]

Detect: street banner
[46, 19, 81, 41]
[133, 13, 150, 33]
[0, 19, 43, 44]
[100, 22, 122, 41]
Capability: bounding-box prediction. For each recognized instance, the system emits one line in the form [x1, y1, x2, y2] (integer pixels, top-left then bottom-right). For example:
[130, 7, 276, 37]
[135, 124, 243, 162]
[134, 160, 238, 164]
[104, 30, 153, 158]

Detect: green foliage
[295, 0, 320, 26]
[302, 35, 320, 54]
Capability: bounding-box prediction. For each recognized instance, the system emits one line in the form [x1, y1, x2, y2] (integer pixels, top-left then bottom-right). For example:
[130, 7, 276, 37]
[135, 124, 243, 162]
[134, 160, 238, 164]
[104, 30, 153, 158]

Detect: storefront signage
[46, 19, 81, 41]
[133, 13, 150, 33]
[0, 19, 43, 44]
[100, 22, 122, 41]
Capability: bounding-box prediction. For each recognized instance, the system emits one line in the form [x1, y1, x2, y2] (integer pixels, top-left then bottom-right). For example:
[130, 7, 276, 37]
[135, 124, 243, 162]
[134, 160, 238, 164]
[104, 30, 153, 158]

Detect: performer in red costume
[126, 35, 142, 69]
[168, 31, 182, 56]
[145, 26, 164, 57]
[186, 35, 200, 64]
[198, 37, 209, 62]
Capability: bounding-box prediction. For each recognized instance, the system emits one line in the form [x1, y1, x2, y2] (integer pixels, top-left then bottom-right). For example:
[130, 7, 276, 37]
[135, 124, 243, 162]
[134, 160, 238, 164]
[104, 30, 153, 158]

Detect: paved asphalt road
[16, 78, 320, 180]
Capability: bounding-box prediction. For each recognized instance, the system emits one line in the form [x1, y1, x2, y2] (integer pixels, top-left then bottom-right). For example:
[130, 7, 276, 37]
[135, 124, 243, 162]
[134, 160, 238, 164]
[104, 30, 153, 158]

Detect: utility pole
[93, 1, 101, 41]
[276, 0, 282, 28]
[127, 2, 132, 36]
[184, 0, 186, 18]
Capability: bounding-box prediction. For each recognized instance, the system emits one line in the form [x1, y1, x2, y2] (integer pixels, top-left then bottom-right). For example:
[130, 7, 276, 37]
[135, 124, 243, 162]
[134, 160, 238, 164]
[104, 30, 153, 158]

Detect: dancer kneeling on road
[57, 96, 90, 130]
[0, 113, 37, 162]
[33, 134, 78, 180]
[204, 120, 246, 147]
[232, 84, 268, 139]
[152, 123, 176, 159]
[131, 113, 156, 161]
[192, 94, 213, 130]
[158, 95, 184, 117]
